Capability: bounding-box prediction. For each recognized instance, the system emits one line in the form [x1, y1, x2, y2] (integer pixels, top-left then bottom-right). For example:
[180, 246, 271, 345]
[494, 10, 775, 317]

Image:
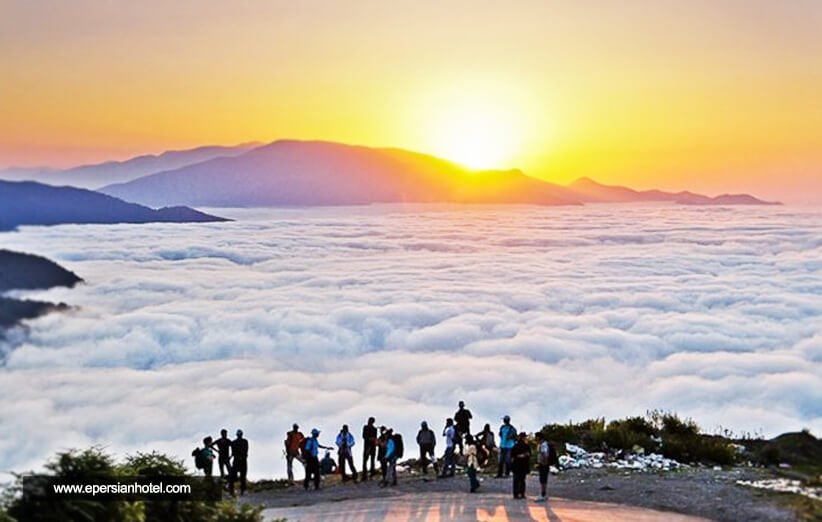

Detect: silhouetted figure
[214, 429, 232, 479]
[439, 418, 457, 478]
[361, 417, 378, 481]
[284, 423, 305, 484]
[229, 429, 249, 496]
[511, 432, 531, 499]
[199, 436, 215, 477]
[416, 420, 438, 475]
[336, 424, 358, 482]
[303, 428, 331, 490]
[465, 434, 480, 493]
[497, 415, 517, 478]
[536, 432, 560, 502]
[320, 451, 337, 475]
[377, 426, 388, 481]
[380, 429, 401, 487]
[454, 401, 472, 454]
[475, 423, 496, 468]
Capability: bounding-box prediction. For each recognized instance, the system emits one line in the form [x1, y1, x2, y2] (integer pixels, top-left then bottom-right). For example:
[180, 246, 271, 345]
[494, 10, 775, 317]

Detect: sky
[0, 204, 820, 477]
[1, 0, 821, 202]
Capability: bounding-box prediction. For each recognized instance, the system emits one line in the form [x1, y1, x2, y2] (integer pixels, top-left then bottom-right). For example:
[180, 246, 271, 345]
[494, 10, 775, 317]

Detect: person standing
[475, 423, 496, 468]
[465, 434, 480, 493]
[214, 429, 232, 479]
[377, 426, 388, 482]
[303, 428, 331, 490]
[380, 428, 400, 487]
[416, 421, 438, 475]
[439, 418, 457, 478]
[199, 437, 216, 477]
[536, 432, 560, 502]
[361, 417, 378, 481]
[335, 424, 358, 482]
[284, 423, 305, 485]
[229, 429, 249, 496]
[497, 415, 517, 478]
[511, 432, 531, 499]
[454, 401, 473, 455]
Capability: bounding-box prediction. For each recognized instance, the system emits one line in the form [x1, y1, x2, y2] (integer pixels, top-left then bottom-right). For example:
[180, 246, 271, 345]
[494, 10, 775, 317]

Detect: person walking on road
[284, 423, 305, 485]
[361, 417, 378, 481]
[336, 424, 358, 483]
[536, 432, 560, 502]
[511, 432, 532, 499]
[416, 420, 438, 475]
[497, 415, 517, 478]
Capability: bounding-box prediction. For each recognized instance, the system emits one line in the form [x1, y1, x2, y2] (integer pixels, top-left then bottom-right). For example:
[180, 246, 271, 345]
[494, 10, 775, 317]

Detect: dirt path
[261, 492, 710, 521]
[244, 467, 798, 521]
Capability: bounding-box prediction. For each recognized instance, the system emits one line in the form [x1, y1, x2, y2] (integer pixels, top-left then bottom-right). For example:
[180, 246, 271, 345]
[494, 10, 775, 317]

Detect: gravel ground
[242, 466, 802, 521]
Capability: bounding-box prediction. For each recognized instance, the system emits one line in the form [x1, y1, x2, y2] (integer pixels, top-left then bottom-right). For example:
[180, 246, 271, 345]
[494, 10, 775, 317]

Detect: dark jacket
[232, 438, 249, 461]
[454, 408, 472, 432]
[511, 440, 531, 474]
[417, 428, 436, 447]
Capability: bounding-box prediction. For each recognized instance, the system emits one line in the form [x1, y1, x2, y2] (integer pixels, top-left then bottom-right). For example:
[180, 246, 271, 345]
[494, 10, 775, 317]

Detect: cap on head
[312, 428, 320, 436]
[236, 429, 243, 437]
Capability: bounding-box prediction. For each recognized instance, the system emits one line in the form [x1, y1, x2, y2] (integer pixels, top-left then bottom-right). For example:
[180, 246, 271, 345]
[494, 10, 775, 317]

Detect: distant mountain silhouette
[0, 180, 229, 231]
[100, 140, 581, 207]
[0, 143, 260, 189]
[566, 177, 779, 205]
[0, 250, 81, 331]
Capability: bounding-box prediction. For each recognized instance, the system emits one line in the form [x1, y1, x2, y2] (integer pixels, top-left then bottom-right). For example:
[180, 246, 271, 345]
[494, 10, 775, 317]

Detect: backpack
[192, 447, 207, 469]
[393, 434, 404, 459]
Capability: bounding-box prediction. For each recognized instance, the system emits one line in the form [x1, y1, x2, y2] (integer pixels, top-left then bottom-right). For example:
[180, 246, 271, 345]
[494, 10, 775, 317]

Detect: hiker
[320, 451, 337, 475]
[284, 423, 305, 484]
[361, 417, 378, 481]
[511, 432, 531, 499]
[229, 429, 249, 496]
[380, 428, 401, 487]
[454, 401, 473, 455]
[416, 420, 438, 475]
[335, 424, 358, 482]
[377, 426, 388, 481]
[303, 428, 331, 490]
[465, 434, 480, 493]
[497, 415, 517, 478]
[195, 437, 215, 477]
[475, 423, 496, 468]
[536, 432, 560, 502]
[439, 418, 457, 478]
[214, 429, 232, 479]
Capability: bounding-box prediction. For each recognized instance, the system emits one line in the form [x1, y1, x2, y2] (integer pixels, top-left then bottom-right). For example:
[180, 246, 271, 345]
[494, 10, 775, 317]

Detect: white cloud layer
[0, 203, 820, 479]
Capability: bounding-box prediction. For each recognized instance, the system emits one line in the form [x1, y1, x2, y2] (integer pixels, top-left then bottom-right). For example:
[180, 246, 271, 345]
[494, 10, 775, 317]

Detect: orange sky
[1, 1, 820, 202]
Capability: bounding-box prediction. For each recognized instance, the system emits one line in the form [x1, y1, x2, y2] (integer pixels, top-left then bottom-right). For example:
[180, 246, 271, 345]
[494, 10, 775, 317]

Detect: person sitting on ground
[303, 428, 332, 490]
[416, 420, 438, 476]
[229, 429, 249, 496]
[335, 424, 358, 483]
[475, 423, 496, 468]
[536, 432, 560, 503]
[465, 434, 480, 493]
[361, 417, 378, 481]
[511, 432, 531, 500]
[284, 423, 305, 485]
[320, 450, 337, 475]
[454, 401, 473, 455]
[439, 418, 457, 478]
[214, 429, 232, 479]
[497, 415, 517, 478]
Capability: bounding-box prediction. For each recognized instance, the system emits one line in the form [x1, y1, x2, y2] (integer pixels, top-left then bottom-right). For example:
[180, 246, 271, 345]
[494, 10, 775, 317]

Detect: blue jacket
[386, 438, 396, 460]
[305, 437, 320, 457]
[336, 432, 355, 452]
[500, 424, 517, 449]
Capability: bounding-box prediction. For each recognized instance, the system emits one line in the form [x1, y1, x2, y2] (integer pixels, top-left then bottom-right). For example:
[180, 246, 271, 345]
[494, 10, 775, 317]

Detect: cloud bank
[0, 204, 820, 478]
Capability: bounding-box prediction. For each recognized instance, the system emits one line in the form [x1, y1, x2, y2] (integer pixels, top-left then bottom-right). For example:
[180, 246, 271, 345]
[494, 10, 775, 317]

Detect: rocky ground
[242, 466, 818, 521]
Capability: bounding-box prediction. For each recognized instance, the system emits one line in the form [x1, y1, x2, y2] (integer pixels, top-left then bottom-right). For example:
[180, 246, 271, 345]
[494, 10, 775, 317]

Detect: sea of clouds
[0, 203, 820, 479]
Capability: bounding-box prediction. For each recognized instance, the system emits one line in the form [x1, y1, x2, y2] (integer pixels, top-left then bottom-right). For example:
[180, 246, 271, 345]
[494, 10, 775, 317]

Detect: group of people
[192, 428, 249, 496]
[278, 401, 561, 501]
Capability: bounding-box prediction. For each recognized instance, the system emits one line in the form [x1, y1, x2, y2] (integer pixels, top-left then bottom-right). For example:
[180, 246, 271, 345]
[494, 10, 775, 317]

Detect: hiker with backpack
[465, 434, 480, 493]
[475, 423, 496, 468]
[303, 428, 332, 490]
[335, 424, 358, 483]
[192, 437, 216, 477]
[416, 420, 438, 475]
[497, 415, 517, 478]
[536, 432, 560, 502]
[361, 417, 378, 481]
[439, 418, 457, 478]
[511, 431, 532, 499]
[284, 423, 305, 485]
[214, 429, 232, 479]
[229, 429, 249, 496]
[380, 428, 403, 487]
[454, 401, 473, 455]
